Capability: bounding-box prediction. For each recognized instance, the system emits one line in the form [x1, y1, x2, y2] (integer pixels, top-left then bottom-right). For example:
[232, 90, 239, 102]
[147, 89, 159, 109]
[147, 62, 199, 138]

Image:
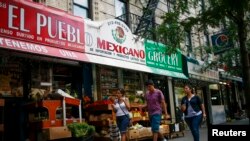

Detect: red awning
[0, 37, 89, 62]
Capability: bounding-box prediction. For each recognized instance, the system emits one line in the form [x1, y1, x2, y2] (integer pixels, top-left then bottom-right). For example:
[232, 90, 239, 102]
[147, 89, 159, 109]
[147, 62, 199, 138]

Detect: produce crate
[43, 126, 72, 140]
[138, 128, 148, 138]
[127, 129, 139, 140]
[160, 125, 170, 134]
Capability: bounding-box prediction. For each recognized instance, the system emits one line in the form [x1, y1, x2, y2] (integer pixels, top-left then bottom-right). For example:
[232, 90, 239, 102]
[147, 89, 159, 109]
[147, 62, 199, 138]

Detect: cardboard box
[138, 128, 149, 138]
[146, 127, 153, 137]
[160, 125, 170, 134]
[43, 126, 72, 140]
[127, 129, 139, 139]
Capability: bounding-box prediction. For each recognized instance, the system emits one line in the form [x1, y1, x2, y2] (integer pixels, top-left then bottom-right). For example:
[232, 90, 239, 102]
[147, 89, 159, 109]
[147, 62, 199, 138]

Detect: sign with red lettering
[84, 19, 146, 64]
[0, 0, 85, 52]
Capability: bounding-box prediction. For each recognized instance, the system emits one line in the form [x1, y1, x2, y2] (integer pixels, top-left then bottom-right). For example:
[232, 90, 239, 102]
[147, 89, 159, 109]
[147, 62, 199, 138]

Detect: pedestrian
[180, 84, 206, 141]
[110, 88, 130, 141]
[139, 79, 170, 141]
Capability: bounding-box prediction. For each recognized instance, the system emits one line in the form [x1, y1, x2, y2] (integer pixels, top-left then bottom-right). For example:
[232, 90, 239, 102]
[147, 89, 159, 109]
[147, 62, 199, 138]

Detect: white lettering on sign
[212, 129, 246, 136]
[1, 0, 85, 52]
[0, 37, 48, 53]
[59, 50, 78, 58]
[147, 51, 179, 66]
[8, 5, 29, 32]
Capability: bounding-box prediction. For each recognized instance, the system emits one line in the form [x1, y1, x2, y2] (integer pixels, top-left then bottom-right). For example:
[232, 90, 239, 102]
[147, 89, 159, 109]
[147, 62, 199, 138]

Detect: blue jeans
[185, 114, 202, 141]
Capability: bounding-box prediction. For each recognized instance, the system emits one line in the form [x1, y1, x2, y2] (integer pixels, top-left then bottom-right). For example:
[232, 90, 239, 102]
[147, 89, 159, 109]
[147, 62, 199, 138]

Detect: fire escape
[134, 0, 159, 39]
[116, 0, 160, 40]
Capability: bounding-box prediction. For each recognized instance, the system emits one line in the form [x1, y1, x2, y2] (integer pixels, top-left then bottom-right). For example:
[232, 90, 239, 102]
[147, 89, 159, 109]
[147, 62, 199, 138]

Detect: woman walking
[181, 84, 206, 141]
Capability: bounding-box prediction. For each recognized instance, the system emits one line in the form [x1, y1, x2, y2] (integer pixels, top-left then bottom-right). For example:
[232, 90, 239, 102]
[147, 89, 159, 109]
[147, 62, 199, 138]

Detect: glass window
[74, 0, 88, 7]
[97, 65, 118, 100]
[73, 0, 90, 19]
[211, 89, 222, 105]
[185, 31, 192, 55]
[73, 5, 88, 19]
[115, 0, 126, 17]
[0, 57, 23, 97]
[123, 70, 142, 96]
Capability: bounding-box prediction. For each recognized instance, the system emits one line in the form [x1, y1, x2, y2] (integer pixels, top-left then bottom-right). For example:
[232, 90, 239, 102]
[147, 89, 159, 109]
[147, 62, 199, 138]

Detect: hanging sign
[211, 31, 233, 55]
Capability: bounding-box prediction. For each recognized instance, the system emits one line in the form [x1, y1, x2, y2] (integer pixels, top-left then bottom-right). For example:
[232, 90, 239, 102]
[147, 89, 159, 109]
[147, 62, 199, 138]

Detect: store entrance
[4, 98, 27, 141]
[148, 75, 170, 114]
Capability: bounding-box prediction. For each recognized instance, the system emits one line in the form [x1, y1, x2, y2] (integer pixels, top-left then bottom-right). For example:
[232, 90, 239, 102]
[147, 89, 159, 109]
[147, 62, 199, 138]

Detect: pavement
[167, 118, 249, 141]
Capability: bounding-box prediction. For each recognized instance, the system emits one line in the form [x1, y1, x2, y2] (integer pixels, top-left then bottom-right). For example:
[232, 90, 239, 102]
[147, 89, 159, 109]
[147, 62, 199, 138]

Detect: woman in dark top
[181, 84, 206, 141]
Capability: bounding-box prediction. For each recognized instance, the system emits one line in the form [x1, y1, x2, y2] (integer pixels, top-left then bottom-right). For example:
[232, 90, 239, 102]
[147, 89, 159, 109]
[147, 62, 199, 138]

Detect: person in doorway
[139, 79, 170, 141]
[110, 88, 130, 141]
[181, 84, 206, 141]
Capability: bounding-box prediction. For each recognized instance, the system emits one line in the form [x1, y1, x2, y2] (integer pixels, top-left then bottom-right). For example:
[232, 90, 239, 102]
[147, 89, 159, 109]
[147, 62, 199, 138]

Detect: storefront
[219, 72, 244, 120]
[0, 0, 188, 140]
[173, 57, 223, 125]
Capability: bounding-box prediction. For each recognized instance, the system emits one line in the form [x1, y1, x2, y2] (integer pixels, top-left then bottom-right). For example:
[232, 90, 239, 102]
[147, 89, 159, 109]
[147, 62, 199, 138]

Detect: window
[73, 0, 90, 19]
[33, 0, 46, 4]
[0, 57, 23, 97]
[115, 0, 127, 21]
[185, 31, 192, 56]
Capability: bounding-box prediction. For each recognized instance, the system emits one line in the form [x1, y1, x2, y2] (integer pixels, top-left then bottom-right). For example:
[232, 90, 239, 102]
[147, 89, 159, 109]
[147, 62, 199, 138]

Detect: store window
[31, 62, 52, 91]
[174, 86, 185, 107]
[123, 70, 142, 96]
[0, 58, 23, 97]
[209, 84, 222, 105]
[52, 64, 76, 96]
[73, 0, 90, 19]
[211, 89, 222, 105]
[96, 65, 118, 100]
[29, 61, 82, 101]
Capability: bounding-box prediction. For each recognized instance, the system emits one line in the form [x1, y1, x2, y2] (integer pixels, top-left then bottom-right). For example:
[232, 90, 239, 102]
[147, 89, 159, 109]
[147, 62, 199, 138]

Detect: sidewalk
[168, 127, 207, 141]
[167, 118, 249, 141]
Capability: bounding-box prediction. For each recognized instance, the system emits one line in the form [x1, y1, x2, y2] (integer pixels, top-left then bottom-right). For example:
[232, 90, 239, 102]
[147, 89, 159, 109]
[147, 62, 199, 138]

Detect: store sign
[188, 61, 219, 81]
[0, 0, 85, 52]
[0, 37, 88, 62]
[211, 31, 233, 55]
[84, 19, 146, 64]
[145, 40, 183, 73]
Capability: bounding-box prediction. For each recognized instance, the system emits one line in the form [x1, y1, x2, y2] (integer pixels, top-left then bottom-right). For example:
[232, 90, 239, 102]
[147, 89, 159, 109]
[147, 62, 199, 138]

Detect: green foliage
[155, 0, 250, 77]
[155, 12, 184, 54]
[67, 122, 95, 138]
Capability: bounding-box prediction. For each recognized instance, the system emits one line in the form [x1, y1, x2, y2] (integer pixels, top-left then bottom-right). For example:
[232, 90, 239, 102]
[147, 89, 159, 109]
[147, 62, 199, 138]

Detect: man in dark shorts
[139, 79, 170, 141]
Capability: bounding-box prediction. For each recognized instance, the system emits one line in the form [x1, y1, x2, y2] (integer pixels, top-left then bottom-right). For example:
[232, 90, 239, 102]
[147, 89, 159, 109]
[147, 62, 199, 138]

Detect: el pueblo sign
[0, 0, 85, 52]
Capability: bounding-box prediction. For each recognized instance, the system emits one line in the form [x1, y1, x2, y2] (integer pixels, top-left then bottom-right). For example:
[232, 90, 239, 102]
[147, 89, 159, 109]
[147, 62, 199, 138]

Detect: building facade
[0, 0, 245, 140]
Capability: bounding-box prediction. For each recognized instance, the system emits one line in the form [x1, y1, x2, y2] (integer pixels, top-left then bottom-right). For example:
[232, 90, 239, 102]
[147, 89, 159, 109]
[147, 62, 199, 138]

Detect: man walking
[140, 79, 170, 141]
